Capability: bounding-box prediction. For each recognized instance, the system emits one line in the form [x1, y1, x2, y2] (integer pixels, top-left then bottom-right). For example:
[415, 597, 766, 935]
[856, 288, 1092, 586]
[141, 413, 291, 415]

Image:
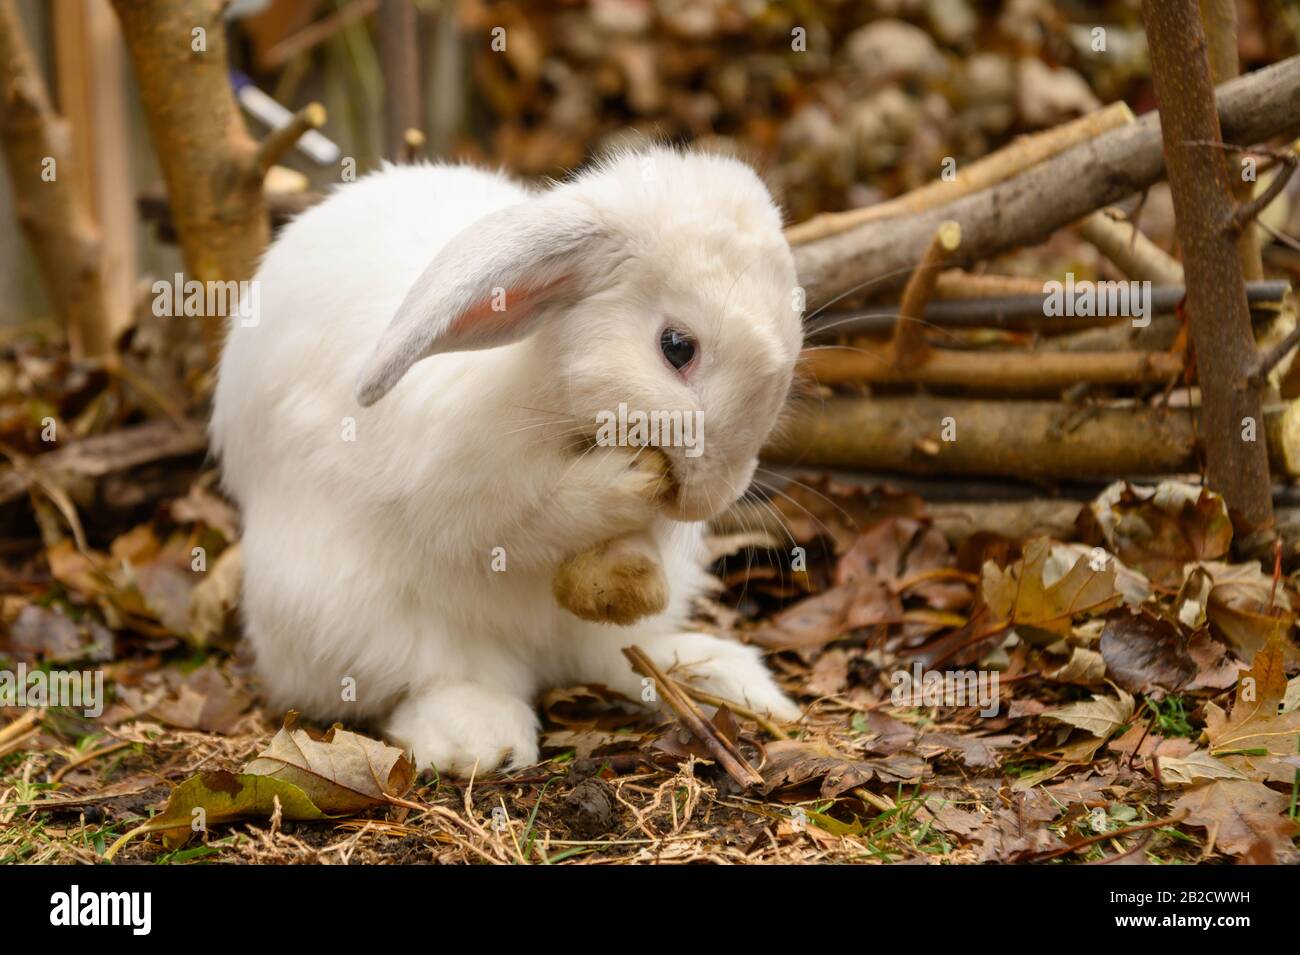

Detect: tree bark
[1143, 0, 1273, 528]
[0, 0, 112, 358]
[1198, 0, 1262, 281]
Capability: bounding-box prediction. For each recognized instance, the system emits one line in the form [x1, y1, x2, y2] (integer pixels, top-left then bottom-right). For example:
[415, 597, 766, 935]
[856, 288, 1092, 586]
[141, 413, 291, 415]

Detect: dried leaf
[1099, 607, 1195, 696]
[187, 543, 243, 646]
[1199, 561, 1295, 659]
[1044, 687, 1134, 739]
[1157, 749, 1249, 786]
[1090, 482, 1232, 587]
[1173, 780, 1297, 861]
[244, 714, 415, 813]
[149, 662, 252, 735]
[760, 739, 927, 797]
[982, 537, 1122, 642]
[105, 770, 331, 858]
[1204, 639, 1300, 783]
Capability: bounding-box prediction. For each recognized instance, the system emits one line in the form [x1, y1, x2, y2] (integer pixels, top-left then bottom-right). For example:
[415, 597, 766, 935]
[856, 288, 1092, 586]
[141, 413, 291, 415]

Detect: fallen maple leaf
[104, 714, 417, 859]
[148, 661, 252, 734]
[1157, 749, 1248, 786]
[747, 577, 898, 649]
[769, 477, 924, 550]
[1011, 735, 1108, 790]
[835, 517, 969, 610]
[1198, 561, 1295, 660]
[1087, 482, 1232, 587]
[760, 739, 927, 798]
[187, 543, 243, 647]
[1044, 687, 1135, 739]
[982, 537, 1123, 643]
[1173, 780, 1297, 861]
[1204, 638, 1300, 783]
[245, 713, 415, 813]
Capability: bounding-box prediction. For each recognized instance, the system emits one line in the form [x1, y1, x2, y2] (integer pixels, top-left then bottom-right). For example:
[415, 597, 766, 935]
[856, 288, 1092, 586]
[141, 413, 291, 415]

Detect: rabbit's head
[356, 147, 802, 522]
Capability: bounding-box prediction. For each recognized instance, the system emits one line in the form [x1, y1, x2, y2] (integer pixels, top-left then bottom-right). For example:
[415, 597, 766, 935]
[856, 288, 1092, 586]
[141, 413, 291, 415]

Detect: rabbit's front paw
[621, 446, 675, 505]
[554, 533, 668, 625]
[641, 633, 802, 723]
[384, 683, 540, 777]
[574, 445, 674, 516]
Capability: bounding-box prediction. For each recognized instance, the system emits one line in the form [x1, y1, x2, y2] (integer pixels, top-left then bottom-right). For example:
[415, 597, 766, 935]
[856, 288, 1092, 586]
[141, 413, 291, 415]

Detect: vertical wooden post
[53, 0, 136, 347]
[1142, 0, 1274, 529]
[378, 0, 420, 160]
[1197, 0, 1263, 282]
[0, 0, 113, 359]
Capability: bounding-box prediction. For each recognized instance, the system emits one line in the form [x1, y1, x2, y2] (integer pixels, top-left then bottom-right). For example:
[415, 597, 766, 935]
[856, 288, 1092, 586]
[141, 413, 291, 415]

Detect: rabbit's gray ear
[355, 196, 605, 407]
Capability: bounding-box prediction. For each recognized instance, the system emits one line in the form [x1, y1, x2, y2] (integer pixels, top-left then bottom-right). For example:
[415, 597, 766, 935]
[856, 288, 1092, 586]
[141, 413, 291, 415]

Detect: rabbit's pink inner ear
[446, 275, 573, 345]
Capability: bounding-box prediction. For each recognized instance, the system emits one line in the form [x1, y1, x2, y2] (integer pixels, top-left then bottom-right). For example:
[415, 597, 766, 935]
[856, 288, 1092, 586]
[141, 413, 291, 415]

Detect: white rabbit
[211, 146, 803, 775]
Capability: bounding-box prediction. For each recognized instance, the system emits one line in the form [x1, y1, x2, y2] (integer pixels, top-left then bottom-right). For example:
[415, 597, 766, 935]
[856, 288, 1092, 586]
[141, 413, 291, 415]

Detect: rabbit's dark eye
[660, 328, 696, 371]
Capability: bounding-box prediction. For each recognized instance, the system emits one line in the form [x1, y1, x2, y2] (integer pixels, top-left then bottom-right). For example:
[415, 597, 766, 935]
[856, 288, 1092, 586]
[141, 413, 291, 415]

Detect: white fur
[211, 148, 803, 775]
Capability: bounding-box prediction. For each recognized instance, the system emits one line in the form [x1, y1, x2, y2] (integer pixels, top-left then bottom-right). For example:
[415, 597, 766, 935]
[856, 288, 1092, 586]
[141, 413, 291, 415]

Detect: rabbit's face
[551, 224, 802, 522]
[355, 148, 803, 524]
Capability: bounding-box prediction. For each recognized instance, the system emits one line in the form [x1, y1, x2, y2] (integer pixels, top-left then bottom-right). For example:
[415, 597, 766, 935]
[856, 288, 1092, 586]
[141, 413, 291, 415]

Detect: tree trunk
[379, 0, 421, 160]
[1142, 0, 1273, 528]
[0, 0, 113, 358]
[109, 0, 269, 359]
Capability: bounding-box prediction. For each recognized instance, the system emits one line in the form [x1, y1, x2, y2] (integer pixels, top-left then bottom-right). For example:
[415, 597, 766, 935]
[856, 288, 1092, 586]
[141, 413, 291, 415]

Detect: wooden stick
[1251, 323, 1300, 386]
[890, 221, 961, 371]
[0, 418, 208, 506]
[1198, 0, 1262, 281]
[622, 646, 764, 789]
[933, 271, 1046, 299]
[763, 395, 1300, 480]
[254, 102, 326, 176]
[1078, 208, 1185, 285]
[802, 280, 1290, 339]
[52, 0, 136, 351]
[802, 345, 1183, 393]
[792, 55, 1300, 310]
[677, 685, 792, 740]
[1231, 153, 1297, 231]
[785, 102, 1135, 245]
[262, 0, 380, 69]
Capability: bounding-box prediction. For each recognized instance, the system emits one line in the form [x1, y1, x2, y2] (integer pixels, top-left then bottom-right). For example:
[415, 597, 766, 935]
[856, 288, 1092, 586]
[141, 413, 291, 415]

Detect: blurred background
[3, 0, 1297, 331]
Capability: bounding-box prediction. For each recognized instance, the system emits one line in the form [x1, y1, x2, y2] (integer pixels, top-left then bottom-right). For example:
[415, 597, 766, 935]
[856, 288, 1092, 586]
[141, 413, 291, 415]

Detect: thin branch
[1230, 153, 1298, 232]
[891, 220, 961, 371]
[1250, 323, 1300, 386]
[400, 128, 426, 164]
[262, 0, 381, 69]
[254, 102, 327, 177]
[622, 645, 764, 789]
[1078, 207, 1184, 284]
